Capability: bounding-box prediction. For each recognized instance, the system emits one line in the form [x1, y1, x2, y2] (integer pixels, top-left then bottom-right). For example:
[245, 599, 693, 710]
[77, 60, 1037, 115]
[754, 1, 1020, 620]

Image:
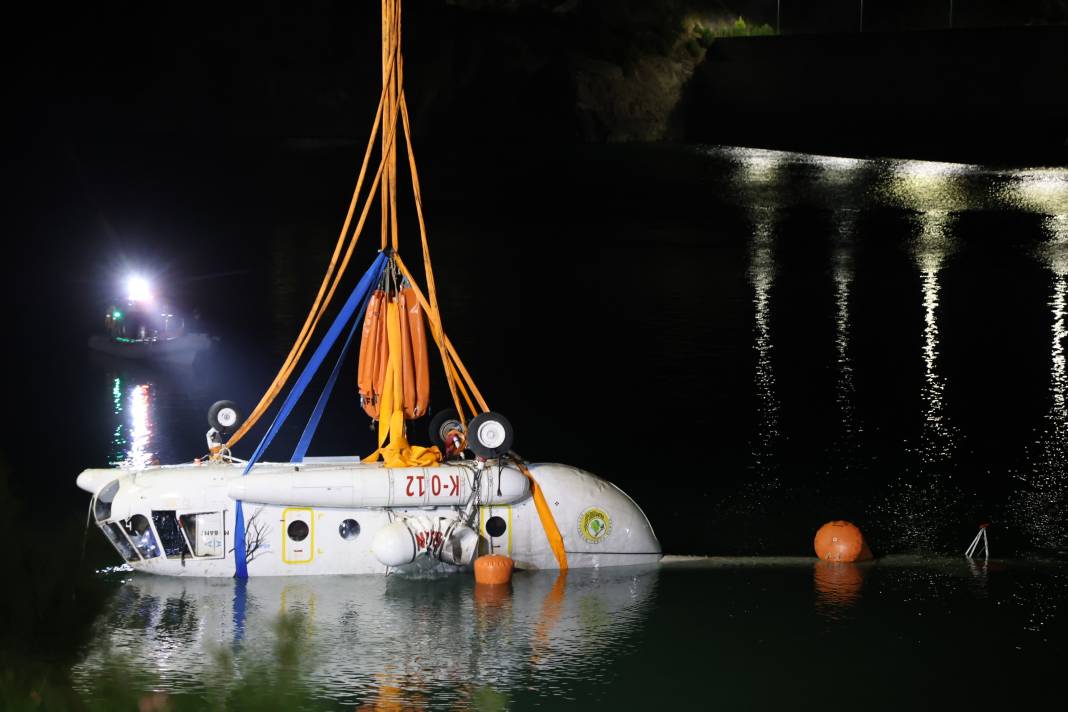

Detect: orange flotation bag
[358, 290, 389, 419]
[398, 287, 429, 418]
[357, 287, 429, 420]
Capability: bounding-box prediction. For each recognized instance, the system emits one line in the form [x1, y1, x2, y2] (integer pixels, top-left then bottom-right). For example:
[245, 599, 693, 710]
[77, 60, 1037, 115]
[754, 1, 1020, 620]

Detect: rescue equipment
[813, 520, 873, 562]
[371, 516, 479, 567]
[357, 285, 429, 420]
[474, 555, 514, 585]
[188, 0, 573, 578]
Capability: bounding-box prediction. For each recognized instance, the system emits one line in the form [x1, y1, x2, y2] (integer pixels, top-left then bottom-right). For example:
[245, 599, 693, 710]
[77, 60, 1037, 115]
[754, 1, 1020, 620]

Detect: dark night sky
[5, 1, 1066, 480]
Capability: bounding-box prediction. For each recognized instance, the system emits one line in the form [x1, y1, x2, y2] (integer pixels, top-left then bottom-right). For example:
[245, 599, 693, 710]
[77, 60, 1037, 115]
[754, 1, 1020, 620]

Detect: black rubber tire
[208, 400, 243, 435]
[428, 408, 463, 451]
[467, 411, 514, 460]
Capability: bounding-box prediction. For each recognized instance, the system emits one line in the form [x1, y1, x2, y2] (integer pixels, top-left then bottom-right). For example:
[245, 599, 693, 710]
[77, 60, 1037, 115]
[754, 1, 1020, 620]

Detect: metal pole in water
[776, 0, 780, 34]
[949, 0, 954, 29]
[965, 525, 990, 559]
[859, 0, 864, 32]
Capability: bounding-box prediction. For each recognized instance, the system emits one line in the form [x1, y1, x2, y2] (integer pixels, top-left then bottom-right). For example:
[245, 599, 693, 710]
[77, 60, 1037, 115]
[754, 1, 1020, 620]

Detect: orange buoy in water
[814, 520, 873, 562]
[474, 555, 514, 585]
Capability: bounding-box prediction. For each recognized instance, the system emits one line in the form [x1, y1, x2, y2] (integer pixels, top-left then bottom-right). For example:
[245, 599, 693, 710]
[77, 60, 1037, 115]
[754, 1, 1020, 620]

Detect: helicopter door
[178, 511, 225, 559]
[282, 508, 314, 564]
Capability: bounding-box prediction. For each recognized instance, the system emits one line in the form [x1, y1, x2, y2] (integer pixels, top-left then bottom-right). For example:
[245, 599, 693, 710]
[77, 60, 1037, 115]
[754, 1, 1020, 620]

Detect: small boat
[77, 0, 660, 578]
[87, 332, 211, 366]
[88, 277, 211, 366]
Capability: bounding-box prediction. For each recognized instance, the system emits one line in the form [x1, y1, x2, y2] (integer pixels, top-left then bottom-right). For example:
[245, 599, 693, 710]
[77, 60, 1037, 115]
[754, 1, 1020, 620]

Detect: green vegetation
[691, 16, 776, 49]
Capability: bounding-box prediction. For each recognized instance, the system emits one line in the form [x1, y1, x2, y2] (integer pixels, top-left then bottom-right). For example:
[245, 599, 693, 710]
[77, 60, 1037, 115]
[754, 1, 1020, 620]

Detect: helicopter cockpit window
[102, 522, 139, 562]
[122, 514, 161, 559]
[152, 511, 191, 558]
[94, 479, 120, 522]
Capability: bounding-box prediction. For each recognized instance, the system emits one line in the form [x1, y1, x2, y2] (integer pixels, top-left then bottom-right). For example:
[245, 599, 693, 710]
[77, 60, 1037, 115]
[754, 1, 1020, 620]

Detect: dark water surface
[70, 558, 1068, 709]
[8, 142, 1068, 707]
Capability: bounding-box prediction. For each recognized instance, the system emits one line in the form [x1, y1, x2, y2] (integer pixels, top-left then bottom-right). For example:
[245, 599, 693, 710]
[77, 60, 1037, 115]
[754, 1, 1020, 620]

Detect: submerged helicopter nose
[77, 468, 118, 495]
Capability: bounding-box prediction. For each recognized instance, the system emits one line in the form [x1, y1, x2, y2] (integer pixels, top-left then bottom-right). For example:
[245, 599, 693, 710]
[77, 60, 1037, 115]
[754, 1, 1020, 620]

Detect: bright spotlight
[127, 275, 153, 303]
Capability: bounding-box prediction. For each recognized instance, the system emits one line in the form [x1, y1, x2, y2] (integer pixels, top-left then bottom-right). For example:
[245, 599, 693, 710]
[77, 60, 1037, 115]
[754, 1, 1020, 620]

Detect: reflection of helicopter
[71, 567, 658, 705]
[88, 275, 211, 366]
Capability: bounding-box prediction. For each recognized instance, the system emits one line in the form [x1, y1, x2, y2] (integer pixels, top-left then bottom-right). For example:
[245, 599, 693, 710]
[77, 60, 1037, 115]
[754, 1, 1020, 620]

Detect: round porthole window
[128, 514, 151, 535]
[339, 519, 361, 541]
[486, 515, 507, 538]
[287, 520, 310, 542]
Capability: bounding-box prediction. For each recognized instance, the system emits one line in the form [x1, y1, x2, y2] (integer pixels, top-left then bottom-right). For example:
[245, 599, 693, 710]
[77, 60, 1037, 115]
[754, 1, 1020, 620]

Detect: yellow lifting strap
[394, 253, 489, 416]
[514, 460, 568, 571]
[362, 301, 443, 467]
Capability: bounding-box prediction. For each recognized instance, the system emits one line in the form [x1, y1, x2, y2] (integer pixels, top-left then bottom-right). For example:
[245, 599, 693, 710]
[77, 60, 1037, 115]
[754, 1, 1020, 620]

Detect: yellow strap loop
[514, 460, 568, 571]
[394, 254, 489, 415]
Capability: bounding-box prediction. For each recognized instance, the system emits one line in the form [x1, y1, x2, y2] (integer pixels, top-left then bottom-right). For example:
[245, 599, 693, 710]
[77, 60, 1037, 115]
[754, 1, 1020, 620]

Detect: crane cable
[223, 36, 400, 452]
[225, 0, 488, 455]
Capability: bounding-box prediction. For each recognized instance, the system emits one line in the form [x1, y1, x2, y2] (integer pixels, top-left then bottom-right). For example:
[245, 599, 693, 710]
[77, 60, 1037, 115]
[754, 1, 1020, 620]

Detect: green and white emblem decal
[578, 507, 611, 544]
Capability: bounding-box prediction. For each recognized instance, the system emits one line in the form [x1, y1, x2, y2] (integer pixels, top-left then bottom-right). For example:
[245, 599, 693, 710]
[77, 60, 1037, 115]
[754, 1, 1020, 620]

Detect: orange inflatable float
[358, 287, 430, 420]
[358, 290, 389, 418]
[813, 520, 873, 562]
[398, 287, 429, 418]
[474, 554, 514, 585]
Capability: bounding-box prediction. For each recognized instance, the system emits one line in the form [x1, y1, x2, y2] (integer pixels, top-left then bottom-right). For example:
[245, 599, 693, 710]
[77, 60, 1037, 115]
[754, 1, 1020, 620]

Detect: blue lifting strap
[291, 276, 378, 462]
[233, 252, 387, 578]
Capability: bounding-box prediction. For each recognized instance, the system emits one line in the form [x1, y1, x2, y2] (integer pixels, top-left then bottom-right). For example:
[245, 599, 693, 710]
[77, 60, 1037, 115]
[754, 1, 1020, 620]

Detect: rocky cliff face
[571, 44, 704, 142]
[27, 0, 725, 143]
[442, 0, 715, 142]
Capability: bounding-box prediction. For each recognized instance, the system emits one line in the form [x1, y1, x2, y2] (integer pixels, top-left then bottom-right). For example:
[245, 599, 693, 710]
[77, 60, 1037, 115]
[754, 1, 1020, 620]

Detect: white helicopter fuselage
[77, 460, 661, 577]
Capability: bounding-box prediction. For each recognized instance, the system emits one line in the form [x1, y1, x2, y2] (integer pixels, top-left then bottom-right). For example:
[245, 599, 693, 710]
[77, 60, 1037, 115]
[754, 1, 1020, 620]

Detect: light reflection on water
[71, 558, 1068, 707]
[1001, 169, 1068, 215]
[914, 209, 958, 464]
[709, 148, 1068, 551]
[1016, 214, 1068, 549]
[813, 561, 866, 615]
[128, 384, 154, 469]
[832, 211, 860, 454]
[73, 567, 658, 708]
[748, 207, 780, 475]
[108, 375, 156, 468]
[98, 359, 213, 469]
[884, 158, 976, 212]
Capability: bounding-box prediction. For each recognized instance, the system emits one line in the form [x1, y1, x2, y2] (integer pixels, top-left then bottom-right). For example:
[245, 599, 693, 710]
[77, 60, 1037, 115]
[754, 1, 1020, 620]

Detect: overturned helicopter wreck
[77, 0, 660, 578]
